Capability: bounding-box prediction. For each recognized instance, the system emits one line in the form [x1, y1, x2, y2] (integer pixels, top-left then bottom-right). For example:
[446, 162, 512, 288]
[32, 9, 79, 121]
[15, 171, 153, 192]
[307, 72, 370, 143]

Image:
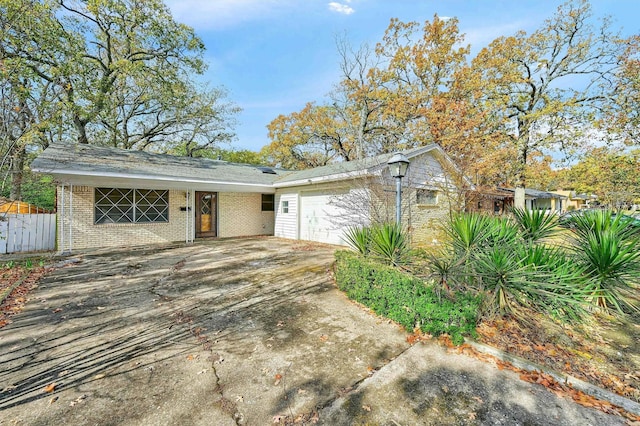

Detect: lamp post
[387, 152, 410, 225]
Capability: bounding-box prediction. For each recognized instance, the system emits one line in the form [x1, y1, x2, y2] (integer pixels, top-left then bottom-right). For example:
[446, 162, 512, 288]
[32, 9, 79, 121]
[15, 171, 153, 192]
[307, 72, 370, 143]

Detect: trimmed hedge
[335, 250, 480, 344]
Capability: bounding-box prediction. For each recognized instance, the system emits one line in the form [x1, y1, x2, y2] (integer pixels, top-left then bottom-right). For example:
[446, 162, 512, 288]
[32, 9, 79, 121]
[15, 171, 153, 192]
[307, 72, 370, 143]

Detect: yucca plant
[369, 223, 409, 267]
[342, 225, 372, 255]
[571, 227, 640, 313]
[520, 243, 588, 321]
[424, 248, 466, 299]
[484, 215, 520, 247]
[472, 243, 587, 319]
[445, 212, 495, 258]
[511, 207, 559, 243]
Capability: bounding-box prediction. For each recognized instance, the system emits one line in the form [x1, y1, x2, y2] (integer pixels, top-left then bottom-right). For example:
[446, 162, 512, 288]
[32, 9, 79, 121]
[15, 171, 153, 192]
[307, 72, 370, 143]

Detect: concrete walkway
[0, 238, 626, 425]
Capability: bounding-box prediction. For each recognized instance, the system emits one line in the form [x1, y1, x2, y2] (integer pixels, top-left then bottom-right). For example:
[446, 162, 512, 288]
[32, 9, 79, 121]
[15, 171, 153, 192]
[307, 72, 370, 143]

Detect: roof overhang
[39, 169, 276, 193]
[273, 169, 370, 188]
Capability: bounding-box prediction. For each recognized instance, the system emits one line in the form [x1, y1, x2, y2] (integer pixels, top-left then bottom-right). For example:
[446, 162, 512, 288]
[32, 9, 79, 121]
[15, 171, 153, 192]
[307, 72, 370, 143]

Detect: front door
[195, 192, 217, 238]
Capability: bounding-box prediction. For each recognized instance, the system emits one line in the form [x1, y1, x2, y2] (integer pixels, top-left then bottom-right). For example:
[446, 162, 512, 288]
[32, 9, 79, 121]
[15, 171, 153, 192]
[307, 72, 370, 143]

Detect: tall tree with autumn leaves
[1, 0, 239, 202]
[470, 0, 627, 208]
[265, 1, 636, 209]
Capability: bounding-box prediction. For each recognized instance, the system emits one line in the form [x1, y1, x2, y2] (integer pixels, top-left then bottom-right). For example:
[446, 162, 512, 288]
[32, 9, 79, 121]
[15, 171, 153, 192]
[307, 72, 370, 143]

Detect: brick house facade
[33, 143, 465, 252]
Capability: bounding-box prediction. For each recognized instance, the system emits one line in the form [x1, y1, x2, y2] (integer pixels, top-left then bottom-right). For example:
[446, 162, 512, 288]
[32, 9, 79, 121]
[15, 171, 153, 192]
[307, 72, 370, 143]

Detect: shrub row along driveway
[0, 238, 625, 425]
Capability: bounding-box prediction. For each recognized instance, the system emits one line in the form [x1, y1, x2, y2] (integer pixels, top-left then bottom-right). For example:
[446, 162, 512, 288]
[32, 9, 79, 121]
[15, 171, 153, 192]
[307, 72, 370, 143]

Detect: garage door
[299, 191, 349, 245]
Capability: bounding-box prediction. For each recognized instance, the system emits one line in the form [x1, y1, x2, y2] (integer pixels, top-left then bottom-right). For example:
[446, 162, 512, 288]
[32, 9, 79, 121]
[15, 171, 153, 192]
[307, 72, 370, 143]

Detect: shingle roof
[500, 188, 568, 199]
[32, 143, 445, 187]
[274, 145, 439, 184]
[31, 143, 288, 186]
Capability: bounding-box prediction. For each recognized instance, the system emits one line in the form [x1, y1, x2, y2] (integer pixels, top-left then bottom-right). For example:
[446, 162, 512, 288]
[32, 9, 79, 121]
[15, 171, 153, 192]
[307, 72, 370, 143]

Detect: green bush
[335, 250, 480, 344]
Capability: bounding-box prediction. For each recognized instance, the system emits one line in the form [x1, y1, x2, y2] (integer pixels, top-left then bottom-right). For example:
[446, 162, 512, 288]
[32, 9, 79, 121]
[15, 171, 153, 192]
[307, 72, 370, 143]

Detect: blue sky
[164, 0, 640, 153]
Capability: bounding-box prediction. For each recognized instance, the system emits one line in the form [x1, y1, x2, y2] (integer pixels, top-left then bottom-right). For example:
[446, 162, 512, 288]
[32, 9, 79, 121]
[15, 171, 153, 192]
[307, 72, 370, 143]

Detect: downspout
[69, 184, 73, 253]
[59, 185, 65, 253]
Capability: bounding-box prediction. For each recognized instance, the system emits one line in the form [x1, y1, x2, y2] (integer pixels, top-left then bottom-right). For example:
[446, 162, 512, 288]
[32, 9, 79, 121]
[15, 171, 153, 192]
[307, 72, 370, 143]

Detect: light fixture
[387, 152, 410, 225]
[387, 153, 409, 178]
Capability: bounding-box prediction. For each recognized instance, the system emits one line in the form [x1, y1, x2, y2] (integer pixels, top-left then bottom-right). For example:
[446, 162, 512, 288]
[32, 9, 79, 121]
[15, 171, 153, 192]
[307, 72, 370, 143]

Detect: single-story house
[499, 188, 567, 212]
[31, 143, 464, 252]
[553, 190, 597, 210]
[465, 187, 514, 215]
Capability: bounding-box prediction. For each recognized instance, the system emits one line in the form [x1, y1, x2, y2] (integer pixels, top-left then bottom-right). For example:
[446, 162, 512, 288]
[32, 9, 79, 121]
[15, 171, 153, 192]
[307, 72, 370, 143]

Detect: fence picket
[0, 214, 56, 253]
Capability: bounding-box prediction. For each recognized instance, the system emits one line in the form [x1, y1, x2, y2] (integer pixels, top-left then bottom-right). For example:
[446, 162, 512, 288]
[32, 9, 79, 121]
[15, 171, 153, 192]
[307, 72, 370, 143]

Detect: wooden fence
[0, 214, 56, 254]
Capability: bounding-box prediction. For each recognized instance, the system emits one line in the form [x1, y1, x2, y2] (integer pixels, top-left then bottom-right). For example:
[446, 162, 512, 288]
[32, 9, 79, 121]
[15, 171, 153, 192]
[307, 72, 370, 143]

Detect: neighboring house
[499, 188, 567, 212]
[554, 190, 597, 210]
[31, 143, 463, 252]
[464, 187, 514, 215]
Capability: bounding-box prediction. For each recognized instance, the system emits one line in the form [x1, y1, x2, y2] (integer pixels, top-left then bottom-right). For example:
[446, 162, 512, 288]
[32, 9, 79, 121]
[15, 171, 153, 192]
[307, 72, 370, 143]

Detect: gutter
[30, 167, 276, 189]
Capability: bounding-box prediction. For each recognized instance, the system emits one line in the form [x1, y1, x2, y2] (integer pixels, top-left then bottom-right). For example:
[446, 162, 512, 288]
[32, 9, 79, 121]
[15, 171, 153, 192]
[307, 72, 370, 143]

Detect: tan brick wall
[57, 188, 276, 250]
[407, 187, 451, 246]
[218, 192, 274, 238]
[57, 186, 188, 250]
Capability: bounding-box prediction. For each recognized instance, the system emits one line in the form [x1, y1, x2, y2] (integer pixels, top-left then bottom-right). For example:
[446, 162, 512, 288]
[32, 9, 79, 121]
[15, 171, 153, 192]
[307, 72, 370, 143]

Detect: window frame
[281, 200, 289, 214]
[416, 189, 438, 206]
[95, 188, 169, 224]
[261, 194, 275, 212]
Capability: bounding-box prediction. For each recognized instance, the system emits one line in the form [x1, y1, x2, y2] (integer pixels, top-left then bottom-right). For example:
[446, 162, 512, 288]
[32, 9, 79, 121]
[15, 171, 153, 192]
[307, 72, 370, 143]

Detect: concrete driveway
[0, 237, 626, 425]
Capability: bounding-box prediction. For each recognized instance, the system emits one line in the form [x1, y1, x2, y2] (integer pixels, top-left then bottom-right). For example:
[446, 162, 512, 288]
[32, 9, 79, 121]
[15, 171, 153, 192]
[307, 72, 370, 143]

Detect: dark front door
[195, 192, 217, 238]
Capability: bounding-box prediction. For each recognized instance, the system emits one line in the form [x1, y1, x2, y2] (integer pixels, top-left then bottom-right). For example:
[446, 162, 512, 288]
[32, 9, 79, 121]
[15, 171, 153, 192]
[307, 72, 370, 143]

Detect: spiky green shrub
[566, 211, 640, 313]
[342, 225, 372, 255]
[424, 248, 466, 298]
[471, 244, 586, 319]
[511, 207, 559, 243]
[369, 223, 409, 266]
[445, 212, 494, 258]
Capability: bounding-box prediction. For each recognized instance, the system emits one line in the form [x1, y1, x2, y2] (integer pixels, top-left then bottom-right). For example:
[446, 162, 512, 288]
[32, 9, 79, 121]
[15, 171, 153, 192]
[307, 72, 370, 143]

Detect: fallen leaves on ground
[43, 383, 56, 393]
[477, 317, 640, 402]
[437, 335, 640, 422]
[0, 266, 48, 328]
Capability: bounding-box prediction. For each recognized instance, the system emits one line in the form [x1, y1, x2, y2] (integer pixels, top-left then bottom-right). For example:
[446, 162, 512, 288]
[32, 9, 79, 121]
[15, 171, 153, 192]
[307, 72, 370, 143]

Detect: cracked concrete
[0, 237, 628, 425]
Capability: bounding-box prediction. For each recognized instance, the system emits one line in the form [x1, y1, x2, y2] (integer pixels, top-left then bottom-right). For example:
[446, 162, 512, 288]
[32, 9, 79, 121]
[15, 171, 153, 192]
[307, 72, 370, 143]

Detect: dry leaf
[319, 335, 328, 342]
[93, 373, 106, 380]
[43, 383, 56, 393]
[70, 395, 87, 407]
[49, 396, 58, 405]
[406, 334, 419, 344]
[362, 405, 371, 412]
[186, 354, 195, 361]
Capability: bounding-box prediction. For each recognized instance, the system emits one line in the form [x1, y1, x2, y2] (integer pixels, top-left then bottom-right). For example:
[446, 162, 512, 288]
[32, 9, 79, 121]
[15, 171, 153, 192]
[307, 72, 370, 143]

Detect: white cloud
[328, 2, 355, 15]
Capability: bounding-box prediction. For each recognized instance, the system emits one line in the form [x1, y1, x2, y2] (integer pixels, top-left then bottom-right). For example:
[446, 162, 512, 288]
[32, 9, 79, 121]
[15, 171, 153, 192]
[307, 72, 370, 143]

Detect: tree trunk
[9, 144, 26, 200]
[513, 140, 528, 210]
[74, 115, 89, 144]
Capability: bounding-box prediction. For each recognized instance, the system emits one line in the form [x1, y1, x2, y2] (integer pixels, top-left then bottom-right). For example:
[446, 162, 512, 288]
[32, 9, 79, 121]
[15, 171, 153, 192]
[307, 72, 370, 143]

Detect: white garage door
[299, 191, 349, 245]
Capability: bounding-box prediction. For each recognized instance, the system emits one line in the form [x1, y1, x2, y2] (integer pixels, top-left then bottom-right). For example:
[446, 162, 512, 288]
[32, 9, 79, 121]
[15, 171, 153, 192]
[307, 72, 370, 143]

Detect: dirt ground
[0, 237, 631, 425]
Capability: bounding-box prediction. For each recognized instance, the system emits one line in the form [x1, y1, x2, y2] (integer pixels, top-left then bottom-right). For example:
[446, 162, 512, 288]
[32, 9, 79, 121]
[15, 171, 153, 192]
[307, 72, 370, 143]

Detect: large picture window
[95, 188, 169, 224]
